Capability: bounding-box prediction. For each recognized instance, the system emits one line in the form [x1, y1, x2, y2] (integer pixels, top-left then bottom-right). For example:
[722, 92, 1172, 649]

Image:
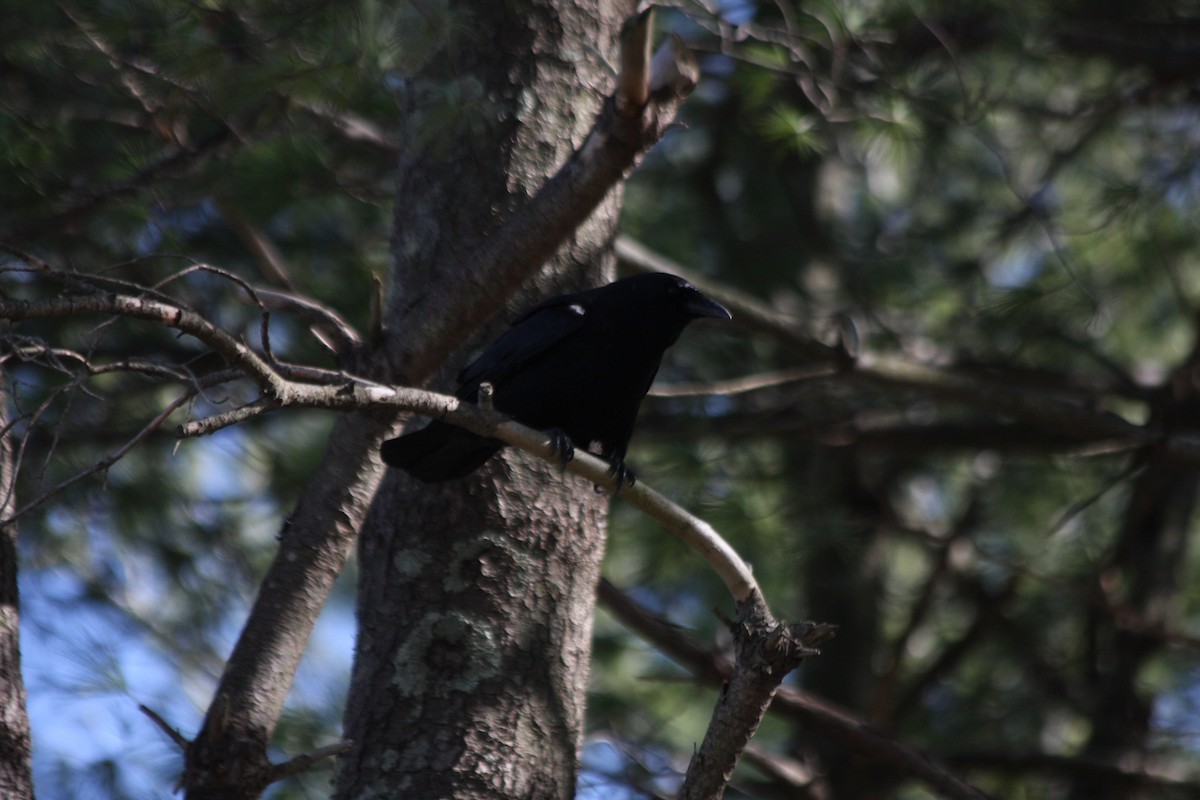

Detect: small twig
[648, 365, 837, 397]
[179, 399, 277, 438]
[649, 33, 698, 97]
[251, 286, 364, 358]
[616, 8, 655, 117]
[216, 198, 300, 292]
[740, 743, 823, 795]
[154, 261, 265, 308]
[369, 273, 384, 344]
[162, 700, 351, 788]
[288, 98, 398, 152]
[261, 309, 275, 365]
[138, 704, 190, 750]
[264, 741, 354, 785]
[2, 388, 195, 525]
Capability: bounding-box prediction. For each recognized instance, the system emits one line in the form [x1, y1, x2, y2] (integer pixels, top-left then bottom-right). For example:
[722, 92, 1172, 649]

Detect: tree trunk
[0, 382, 32, 799]
[336, 1, 630, 797]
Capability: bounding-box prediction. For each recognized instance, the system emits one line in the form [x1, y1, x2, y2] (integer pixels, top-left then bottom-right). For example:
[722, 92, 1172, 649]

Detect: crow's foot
[596, 459, 636, 493]
[546, 428, 575, 468]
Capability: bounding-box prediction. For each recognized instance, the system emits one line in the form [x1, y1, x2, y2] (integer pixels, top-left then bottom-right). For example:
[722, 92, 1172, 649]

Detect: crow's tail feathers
[380, 421, 503, 483]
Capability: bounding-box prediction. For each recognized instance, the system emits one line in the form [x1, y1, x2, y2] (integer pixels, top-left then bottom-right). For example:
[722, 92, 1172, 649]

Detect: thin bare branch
[740, 744, 824, 798]
[3, 387, 193, 525]
[0, 293, 279, 390]
[264, 741, 354, 785]
[139, 704, 190, 750]
[648, 365, 838, 397]
[287, 98, 397, 152]
[249, 286, 363, 358]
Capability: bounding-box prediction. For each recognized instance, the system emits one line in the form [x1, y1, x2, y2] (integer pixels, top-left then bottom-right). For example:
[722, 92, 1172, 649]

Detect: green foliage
[599, 2, 1200, 797]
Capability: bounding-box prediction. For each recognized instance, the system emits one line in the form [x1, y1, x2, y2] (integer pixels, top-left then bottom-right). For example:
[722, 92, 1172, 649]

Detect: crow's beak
[685, 292, 733, 321]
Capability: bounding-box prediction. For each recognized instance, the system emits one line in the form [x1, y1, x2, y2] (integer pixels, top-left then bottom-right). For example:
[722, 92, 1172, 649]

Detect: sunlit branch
[0, 293, 279, 390]
[0, 281, 760, 599]
[615, 8, 654, 118]
[189, 376, 762, 600]
[217, 199, 365, 359]
[248, 286, 363, 359]
[648, 365, 838, 397]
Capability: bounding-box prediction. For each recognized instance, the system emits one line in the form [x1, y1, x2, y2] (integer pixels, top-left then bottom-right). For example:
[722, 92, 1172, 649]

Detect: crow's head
[614, 272, 731, 328]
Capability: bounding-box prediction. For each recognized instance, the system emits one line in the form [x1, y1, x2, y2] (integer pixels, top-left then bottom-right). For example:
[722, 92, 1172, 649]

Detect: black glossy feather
[381, 272, 731, 483]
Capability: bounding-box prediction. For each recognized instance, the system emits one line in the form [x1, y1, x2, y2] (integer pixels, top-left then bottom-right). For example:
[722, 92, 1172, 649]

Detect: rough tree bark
[0, 380, 32, 800]
[336, 1, 631, 797]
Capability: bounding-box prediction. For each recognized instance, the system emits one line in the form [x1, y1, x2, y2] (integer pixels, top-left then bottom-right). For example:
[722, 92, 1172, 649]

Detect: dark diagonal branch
[616, 236, 1170, 459]
[597, 579, 997, 800]
[678, 597, 834, 800]
[394, 18, 700, 380]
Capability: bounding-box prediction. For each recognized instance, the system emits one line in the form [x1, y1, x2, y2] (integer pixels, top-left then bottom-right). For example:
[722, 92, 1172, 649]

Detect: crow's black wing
[382, 293, 591, 482]
[455, 294, 589, 397]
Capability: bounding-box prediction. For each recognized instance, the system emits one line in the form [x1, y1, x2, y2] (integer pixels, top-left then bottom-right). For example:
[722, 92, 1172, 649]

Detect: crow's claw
[546, 428, 575, 468]
[604, 459, 636, 491]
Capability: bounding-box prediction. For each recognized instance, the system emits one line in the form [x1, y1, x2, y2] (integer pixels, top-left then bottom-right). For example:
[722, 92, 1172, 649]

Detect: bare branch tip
[138, 703, 190, 750]
[650, 34, 699, 97]
[265, 740, 354, 785]
[616, 6, 656, 116]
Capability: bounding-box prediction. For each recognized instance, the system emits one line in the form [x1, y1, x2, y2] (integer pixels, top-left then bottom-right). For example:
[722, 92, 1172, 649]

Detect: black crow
[381, 272, 731, 484]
